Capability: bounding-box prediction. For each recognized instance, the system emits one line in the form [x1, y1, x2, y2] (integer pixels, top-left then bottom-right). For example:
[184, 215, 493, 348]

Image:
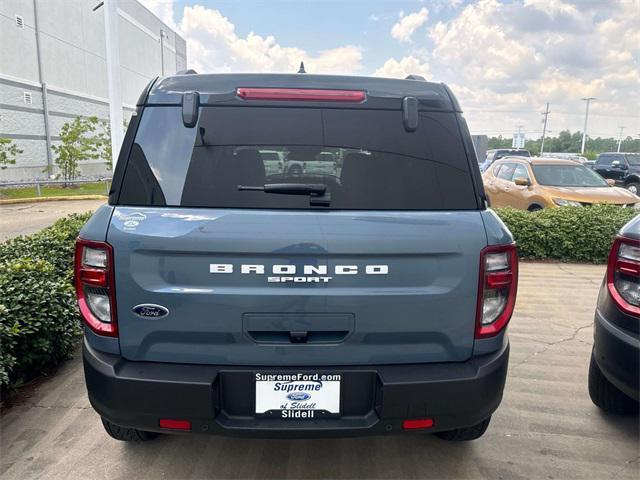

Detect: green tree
[98, 119, 129, 170]
[0, 138, 23, 169]
[51, 116, 101, 184]
[487, 135, 511, 149]
[487, 130, 640, 156]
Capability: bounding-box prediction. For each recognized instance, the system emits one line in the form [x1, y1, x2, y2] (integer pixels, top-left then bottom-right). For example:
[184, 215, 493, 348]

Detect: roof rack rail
[176, 69, 198, 75]
[405, 74, 426, 81]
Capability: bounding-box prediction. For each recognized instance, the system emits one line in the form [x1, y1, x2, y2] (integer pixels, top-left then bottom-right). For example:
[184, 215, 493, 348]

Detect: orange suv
[483, 157, 640, 211]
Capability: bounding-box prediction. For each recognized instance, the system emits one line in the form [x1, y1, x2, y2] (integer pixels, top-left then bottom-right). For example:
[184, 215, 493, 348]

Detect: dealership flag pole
[103, 0, 124, 171]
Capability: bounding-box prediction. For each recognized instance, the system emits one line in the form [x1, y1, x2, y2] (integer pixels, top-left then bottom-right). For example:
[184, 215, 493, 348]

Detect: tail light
[607, 236, 640, 317]
[236, 87, 366, 103]
[74, 238, 117, 337]
[476, 244, 518, 338]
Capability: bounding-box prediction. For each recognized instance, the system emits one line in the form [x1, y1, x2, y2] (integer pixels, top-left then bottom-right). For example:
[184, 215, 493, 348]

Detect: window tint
[117, 106, 479, 210]
[512, 164, 529, 181]
[625, 154, 639, 166]
[597, 155, 615, 166]
[497, 163, 516, 180]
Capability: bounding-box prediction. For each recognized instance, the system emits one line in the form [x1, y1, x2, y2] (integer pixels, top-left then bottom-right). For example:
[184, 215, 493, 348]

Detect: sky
[138, 0, 639, 141]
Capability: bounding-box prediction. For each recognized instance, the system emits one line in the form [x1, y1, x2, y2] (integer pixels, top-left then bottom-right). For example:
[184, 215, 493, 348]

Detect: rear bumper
[83, 337, 509, 438]
[593, 309, 639, 401]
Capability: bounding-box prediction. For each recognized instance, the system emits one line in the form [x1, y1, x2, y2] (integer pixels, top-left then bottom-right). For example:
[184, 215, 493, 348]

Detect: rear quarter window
[116, 106, 480, 210]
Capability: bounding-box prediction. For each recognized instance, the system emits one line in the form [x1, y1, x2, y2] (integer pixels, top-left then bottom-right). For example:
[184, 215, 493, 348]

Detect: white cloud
[427, 0, 639, 137]
[140, 2, 363, 75]
[141, 0, 638, 138]
[374, 56, 431, 80]
[391, 8, 429, 42]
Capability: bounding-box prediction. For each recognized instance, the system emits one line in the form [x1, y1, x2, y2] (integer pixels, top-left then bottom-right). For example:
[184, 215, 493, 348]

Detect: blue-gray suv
[75, 73, 518, 442]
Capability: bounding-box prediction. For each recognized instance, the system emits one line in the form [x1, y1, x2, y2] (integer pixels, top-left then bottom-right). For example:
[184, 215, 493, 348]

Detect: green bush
[496, 205, 638, 263]
[0, 213, 91, 281]
[0, 213, 90, 390]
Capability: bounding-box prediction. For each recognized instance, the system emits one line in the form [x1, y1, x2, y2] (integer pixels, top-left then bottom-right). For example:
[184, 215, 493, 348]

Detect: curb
[0, 195, 107, 205]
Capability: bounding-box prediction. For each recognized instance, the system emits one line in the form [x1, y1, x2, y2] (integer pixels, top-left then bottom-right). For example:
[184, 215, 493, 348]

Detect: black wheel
[528, 204, 543, 212]
[625, 182, 639, 196]
[435, 416, 491, 441]
[288, 164, 303, 175]
[588, 351, 638, 415]
[101, 417, 160, 442]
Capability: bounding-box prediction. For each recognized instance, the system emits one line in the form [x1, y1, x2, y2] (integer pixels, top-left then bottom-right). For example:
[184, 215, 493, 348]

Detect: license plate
[255, 373, 341, 418]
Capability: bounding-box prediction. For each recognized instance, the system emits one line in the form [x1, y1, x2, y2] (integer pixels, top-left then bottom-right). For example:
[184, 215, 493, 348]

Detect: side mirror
[514, 177, 530, 186]
[606, 179, 616, 186]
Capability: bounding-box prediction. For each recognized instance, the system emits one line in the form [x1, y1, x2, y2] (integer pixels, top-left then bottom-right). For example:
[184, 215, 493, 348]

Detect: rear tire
[101, 417, 160, 442]
[435, 416, 491, 441]
[528, 204, 543, 212]
[625, 182, 639, 196]
[588, 352, 638, 415]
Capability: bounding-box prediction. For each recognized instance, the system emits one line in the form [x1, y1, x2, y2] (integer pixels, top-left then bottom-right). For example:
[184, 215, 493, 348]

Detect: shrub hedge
[0, 207, 637, 391]
[0, 213, 91, 390]
[495, 205, 638, 263]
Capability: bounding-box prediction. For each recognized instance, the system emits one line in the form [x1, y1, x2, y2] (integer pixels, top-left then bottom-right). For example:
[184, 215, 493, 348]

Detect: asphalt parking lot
[1, 263, 638, 480]
[0, 199, 106, 242]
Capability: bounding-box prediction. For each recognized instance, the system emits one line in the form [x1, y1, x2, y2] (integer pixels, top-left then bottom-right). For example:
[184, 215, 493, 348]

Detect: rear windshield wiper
[238, 183, 331, 206]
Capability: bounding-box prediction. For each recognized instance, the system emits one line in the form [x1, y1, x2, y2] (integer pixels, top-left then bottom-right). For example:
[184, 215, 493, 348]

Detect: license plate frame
[254, 372, 342, 419]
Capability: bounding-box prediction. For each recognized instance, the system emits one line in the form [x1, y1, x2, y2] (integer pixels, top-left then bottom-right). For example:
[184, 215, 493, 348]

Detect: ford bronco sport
[76, 73, 518, 442]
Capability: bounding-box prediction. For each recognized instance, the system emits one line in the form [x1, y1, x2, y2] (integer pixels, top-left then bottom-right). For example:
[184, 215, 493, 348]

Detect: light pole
[580, 97, 595, 155]
[617, 126, 625, 152]
[94, 0, 123, 171]
[160, 29, 168, 76]
[540, 102, 550, 156]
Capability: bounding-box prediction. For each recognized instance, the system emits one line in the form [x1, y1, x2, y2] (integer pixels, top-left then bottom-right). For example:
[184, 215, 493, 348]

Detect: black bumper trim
[593, 309, 639, 401]
[83, 337, 509, 438]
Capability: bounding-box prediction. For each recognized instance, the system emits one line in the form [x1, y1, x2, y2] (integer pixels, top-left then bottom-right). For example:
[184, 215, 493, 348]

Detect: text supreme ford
[76, 72, 518, 441]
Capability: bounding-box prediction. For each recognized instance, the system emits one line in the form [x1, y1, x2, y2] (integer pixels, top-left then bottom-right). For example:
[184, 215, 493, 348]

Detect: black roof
[140, 73, 460, 112]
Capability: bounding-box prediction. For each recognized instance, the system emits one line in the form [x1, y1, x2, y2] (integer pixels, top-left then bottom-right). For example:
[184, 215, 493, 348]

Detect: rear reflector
[79, 268, 107, 287]
[159, 419, 192, 430]
[402, 418, 434, 430]
[236, 87, 366, 103]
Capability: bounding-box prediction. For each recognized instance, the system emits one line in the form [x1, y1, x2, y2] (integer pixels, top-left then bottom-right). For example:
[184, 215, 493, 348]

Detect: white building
[0, 0, 187, 181]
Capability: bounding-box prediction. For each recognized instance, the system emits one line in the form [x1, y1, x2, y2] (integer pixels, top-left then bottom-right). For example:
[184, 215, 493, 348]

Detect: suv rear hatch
[107, 79, 488, 366]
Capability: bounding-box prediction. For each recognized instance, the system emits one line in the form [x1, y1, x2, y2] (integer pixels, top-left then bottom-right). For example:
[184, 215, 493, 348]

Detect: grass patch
[0, 182, 109, 199]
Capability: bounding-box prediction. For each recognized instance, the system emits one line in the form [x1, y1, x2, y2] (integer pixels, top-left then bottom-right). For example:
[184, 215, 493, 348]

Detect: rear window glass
[117, 106, 478, 210]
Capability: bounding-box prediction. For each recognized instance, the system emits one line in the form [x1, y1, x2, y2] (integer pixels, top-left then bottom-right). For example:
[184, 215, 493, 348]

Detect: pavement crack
[611, 454, 640, 479]
[511, 323, 593, 370]
[555, 263, 602, 287]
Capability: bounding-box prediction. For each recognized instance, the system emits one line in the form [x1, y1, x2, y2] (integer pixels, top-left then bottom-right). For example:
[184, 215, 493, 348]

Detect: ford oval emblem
[287, 392, 311, 401]
[132, 304, 169, 319]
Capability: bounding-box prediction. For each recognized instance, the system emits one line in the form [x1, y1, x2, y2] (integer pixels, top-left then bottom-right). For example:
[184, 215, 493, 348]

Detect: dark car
[589, 215, 639, 414]
[593, 153, 640, 195]
[76, 72, 518, 442]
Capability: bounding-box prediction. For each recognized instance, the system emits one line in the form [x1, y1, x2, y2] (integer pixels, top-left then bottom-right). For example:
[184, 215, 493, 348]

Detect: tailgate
[108, 207, 486, 365]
